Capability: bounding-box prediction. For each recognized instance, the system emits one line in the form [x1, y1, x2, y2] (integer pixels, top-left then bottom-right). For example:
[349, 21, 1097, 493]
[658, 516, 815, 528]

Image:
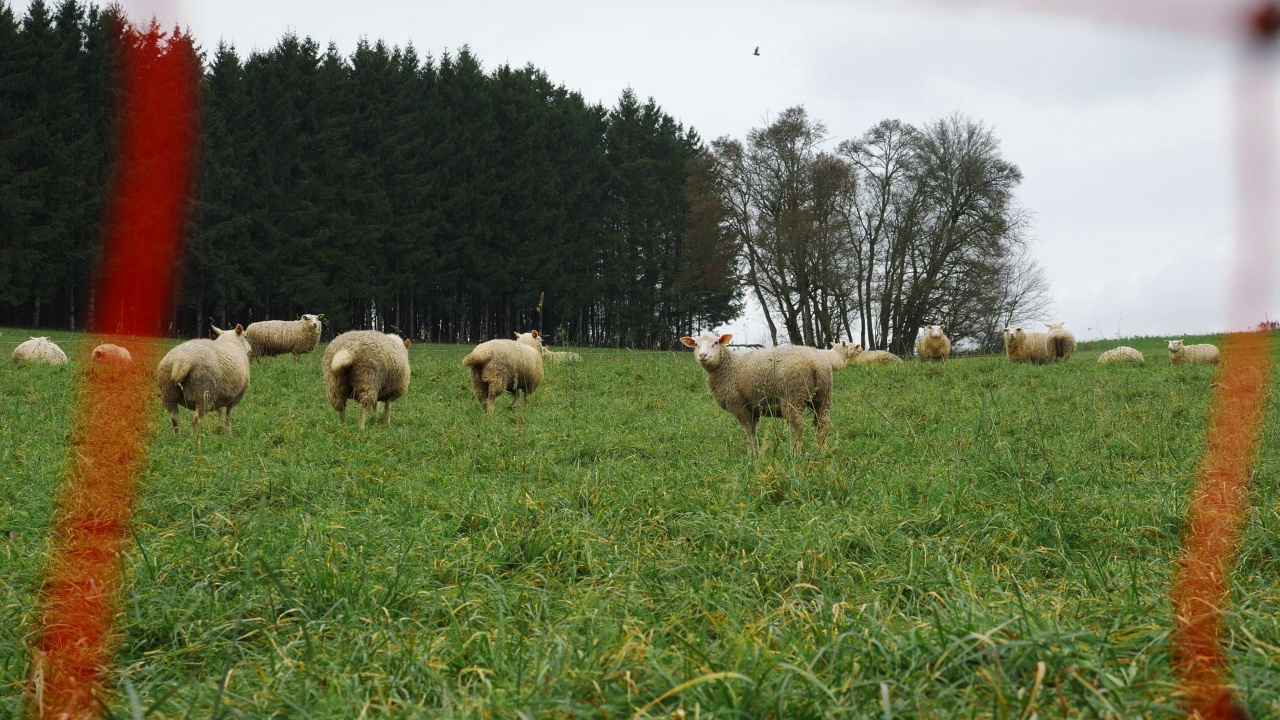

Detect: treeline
[0, 0, 740, 345]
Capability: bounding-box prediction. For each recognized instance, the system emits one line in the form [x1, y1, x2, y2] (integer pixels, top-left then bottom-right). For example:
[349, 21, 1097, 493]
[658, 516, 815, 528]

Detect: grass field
[1, 330, 1279, 718]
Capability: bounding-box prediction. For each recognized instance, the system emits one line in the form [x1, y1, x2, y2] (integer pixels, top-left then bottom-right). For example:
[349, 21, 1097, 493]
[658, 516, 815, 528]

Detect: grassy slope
[1, 331, 1278, 718]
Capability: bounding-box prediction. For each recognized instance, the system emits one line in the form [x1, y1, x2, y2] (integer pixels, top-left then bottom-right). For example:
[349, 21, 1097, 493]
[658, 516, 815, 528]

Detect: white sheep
[157, 324, 251, 433]
[847, 345, 903, 365]
[822, 340, 856, 371]
[245, 313, 324, 361]
[1045, 322, 1076, 361]
[1167, 339, 1219, 365]
[916, 325, 951, 362]
[12, 337, 68, 366]
[91, 343, 133, 363]
[461, 330, 544, 412]
[322, 330, 412, 428]
[1003, 326, 1053, 364]
[680, 334, 832, 455]
[541, 346, 583, 364]
[1097, 346, 1144, 364]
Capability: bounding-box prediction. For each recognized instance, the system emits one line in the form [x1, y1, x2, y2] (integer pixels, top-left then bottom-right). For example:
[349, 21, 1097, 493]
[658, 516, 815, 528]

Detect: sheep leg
[190, 407, 202, 435]
[336, 400, 346, 424]
[782, 402, 805, 450]
[222, 406, 233, 431]
[381, 401, 392, 426]
[733, 408, 760, 455]
[166, 403, 180, 433]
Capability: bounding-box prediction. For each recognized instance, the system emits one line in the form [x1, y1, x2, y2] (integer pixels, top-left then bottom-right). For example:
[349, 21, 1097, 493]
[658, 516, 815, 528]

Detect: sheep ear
[940, 325, 945, 331]
[403, 339, 411, 348]
[531, 330, 540, 339]
[211, 325, 223, 336]
[679, 336, 697, 347]
[316, 313, 324, 320]
[234, 324, 244, 335]
[717, 334, 733, 346]
[514, 332, 521, 339]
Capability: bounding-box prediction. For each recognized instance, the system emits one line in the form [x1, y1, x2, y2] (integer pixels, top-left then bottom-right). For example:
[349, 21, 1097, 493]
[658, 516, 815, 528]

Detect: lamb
[680, 334, 832, 455]
[12, 337, 68, 366]
[822, 340, 856, 371]
[1003, 326, 1053, 364]
[1167, 339, 1220, 365]
[91, 343, 133, 363]
[1097, 346, 1144, 364]
[1045, 322, 1076, 361]
[322, 330, 412, 428]
[461, 330, 545, 412]
[541, 346, 583, 364]
[916, 325, 951, 362]
[847, 345, 903, 365]
[244, 313, 324, 361]
[156, 324, 251, 433]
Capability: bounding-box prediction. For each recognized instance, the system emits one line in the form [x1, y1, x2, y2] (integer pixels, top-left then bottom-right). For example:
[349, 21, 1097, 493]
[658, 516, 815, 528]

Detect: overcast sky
[18, 0, 1277, 343]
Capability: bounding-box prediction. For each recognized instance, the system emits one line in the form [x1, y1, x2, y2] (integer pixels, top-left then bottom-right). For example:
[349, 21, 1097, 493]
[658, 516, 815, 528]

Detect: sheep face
[680, 334, 732, 369]
[1167, 339, 1184, 352]
[927, 325, 945, 338]
[300, 313, 324, 329]
[1004, 326, 1024, 343]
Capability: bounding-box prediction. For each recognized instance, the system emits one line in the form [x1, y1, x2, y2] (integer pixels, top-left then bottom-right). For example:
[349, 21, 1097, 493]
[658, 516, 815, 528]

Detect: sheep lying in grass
[462, 330, 544, 412]
[157, 325, 251, 433]
[12, 337, 68, 366]
[245, 313, 324, 361]
[323, 330, 412, 428]
[1045, 322, 1076, 361]
[847, 345, 903, 365]
[1003, 326, 1053, 364]
[541, 346, 582, 364]
[916, 325, 951, 362]
[1167, 339, 1219, 365]
[822, 341, 856, 371]
[91, 343, 132, 363]
[1098, 346, 1144, 364]
[680, 334, 832, 455]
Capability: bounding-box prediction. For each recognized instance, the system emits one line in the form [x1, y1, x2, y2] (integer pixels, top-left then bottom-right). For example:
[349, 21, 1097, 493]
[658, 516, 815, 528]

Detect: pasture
[1, 331, 1279, 717]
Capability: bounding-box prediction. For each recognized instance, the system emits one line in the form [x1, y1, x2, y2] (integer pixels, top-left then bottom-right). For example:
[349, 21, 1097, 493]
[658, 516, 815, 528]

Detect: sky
[18, 0, 1278, 343]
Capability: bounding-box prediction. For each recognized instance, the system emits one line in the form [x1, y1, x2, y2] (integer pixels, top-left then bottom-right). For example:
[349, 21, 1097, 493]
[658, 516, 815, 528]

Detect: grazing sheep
[1167, 339, 1220, 365]
[822, 340, 856, 371]
[847, 345, 903, 365]
[323, 330, 412, 429]
[680, 334, 832, 455]
[541, 346, 583, 364]
[245, 313, 325, 361]
[1045, 322, 1076, 361]
[12, 337, 68, 366]
[91, 343, 133, 363]
[462, 330, 545, 412]
[1003, 326, 1053, 364]
[157, 325, 251, 433]
[916, 325, 951, 362]
[1098, 346, 1144, 365]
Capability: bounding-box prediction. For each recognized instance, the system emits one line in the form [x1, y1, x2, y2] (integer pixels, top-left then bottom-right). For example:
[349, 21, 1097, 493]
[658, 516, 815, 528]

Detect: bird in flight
[753, 46, 760, 56]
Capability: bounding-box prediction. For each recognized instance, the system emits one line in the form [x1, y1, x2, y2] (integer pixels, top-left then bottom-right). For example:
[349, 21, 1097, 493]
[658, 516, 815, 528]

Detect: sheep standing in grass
[1098, 346, 1144, 364]
[1167, 339, 1219, 365]
[1003, 326, 1053, 364]
[323, 330, 412, 428]
[1045, 322, 1076, 361]
[847, 345, 903, 365]
[680, 334, 832, 455]
[245, 313, 324, 361]
[157, 325, 251, 433]
[822, 341, 856, 371]
[916, 325, 951, 362]
[462, 330, 544, 412]
[91, 343, 133, 363]
[12, 337, 68, 366]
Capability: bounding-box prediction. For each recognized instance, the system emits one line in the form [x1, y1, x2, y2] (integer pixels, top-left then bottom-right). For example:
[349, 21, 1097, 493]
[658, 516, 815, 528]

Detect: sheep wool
[1003, 326, 1053, 364]
[1045, 322, 1076, 361]
[91, 343, 133, 363]
[541, 347, 583, 364]
[461, 330, 544, 412]
[323, 330, 412, 428]
[245, 313, 325, 361]
[848, 345, 903, 365]
[822, 340, 856, 371]
[680, 334, 833, 455]
[12, 337, 69, 366]
[157, 325, 252, 433]
[1167, 339, 1219, 365]
[916, 325, 951, 362]
[1097, 346, 1144, 365]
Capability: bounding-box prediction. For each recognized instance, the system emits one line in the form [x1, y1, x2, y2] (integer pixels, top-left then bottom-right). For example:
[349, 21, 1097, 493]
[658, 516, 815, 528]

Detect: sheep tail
[170, 356, 193, 386]
[330, 348, 355, 372]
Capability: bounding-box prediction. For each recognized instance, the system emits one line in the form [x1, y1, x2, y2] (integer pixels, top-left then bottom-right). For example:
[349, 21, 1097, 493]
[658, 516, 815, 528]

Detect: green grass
[2, 329, 1279, 718]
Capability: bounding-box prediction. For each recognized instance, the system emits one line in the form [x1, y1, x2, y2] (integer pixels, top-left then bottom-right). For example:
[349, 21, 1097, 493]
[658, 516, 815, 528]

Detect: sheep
[847, 345, 903, 365]
[461, 330, 544, 412]
[916, 325, 951, 362]
[820, 340, 857, 371]
[157, 324, 251, 433]
[1167, 339, 1220, 365]
[1003, 325, 1053, 364]
[322, 330, 412, 429]
[1045, 322, 1076, 361]
[541, 346, 583, 364]
[12, 337, 68, 366]
[91, 343, 133, 363]
[1098, 346, 1144, 364]
[680, 334, 832, 455]
[244, 313, 325, 361]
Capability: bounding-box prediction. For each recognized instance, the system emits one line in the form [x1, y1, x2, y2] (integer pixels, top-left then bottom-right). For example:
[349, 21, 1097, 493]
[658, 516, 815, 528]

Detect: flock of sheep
[5, 318, 1222, 453]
